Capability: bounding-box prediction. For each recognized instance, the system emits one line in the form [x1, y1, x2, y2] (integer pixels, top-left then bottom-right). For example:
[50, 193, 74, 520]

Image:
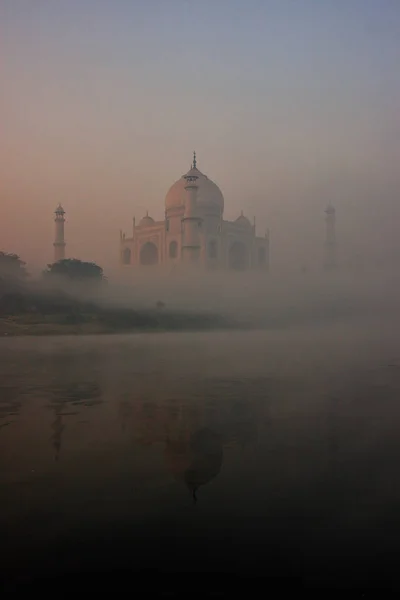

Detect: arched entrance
[140, 242, 158, 266]
[228, 241, 247, 271]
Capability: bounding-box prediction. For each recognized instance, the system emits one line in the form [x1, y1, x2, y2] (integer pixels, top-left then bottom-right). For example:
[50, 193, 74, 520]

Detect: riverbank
[0, 280, 234, 336]
[0, 309, 231, 336]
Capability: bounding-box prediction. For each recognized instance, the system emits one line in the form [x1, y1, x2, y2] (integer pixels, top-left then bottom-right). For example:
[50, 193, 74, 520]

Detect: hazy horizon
[2, 1, 400, 271]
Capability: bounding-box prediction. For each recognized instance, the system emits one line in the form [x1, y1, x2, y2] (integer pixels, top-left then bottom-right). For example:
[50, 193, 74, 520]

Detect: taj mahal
[119, 152, 270, 272]
[52, 152, 337, 272]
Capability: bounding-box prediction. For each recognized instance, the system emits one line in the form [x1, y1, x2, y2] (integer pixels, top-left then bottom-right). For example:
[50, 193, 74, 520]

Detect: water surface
[1, 322, 400, 590]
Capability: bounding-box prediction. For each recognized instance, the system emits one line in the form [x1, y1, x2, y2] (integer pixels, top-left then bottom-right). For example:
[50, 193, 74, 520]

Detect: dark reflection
[48, 381, 102, 460]
[165, 428, 223, 503]
[118, 378, 270, 500]
[38, 353, 104, 460]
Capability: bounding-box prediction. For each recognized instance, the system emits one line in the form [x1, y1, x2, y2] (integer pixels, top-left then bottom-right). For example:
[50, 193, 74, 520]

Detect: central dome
[165, 163, 224, 216]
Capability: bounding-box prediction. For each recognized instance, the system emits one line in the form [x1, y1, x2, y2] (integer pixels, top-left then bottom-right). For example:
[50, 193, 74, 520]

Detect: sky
[1, 0, 400, 271]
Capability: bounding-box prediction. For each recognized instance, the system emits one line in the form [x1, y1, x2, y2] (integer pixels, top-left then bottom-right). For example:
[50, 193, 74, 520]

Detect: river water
[1, 321, 400, 590]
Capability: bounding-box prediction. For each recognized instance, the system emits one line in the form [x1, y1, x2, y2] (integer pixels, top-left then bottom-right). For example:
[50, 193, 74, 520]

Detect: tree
[0, 252, 28, 281]
[44, 258, 105, 282]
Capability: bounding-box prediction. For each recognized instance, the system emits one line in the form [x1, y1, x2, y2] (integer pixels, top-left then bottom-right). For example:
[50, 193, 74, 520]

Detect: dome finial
[193, 150, 197, 169]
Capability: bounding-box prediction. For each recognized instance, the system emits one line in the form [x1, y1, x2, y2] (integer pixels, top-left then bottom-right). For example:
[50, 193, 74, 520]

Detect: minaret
[324, 203, 336, 270]
[181, 152, 203, 265]
[54, 203, 66, 262]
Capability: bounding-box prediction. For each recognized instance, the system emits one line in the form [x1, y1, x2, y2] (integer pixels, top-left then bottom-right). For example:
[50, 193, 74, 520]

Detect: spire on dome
[193, 151, 197, 169]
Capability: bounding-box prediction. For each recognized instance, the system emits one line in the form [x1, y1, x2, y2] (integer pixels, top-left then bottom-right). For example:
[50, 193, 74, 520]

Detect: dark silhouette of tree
[44, 259, 105, 282]
[0, 252, 28, 281]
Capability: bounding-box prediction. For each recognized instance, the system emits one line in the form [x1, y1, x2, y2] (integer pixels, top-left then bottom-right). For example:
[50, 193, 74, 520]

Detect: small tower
[181, 154, 203, 265]
[53, 203, 66, 262]
[324, 203, 336, 270]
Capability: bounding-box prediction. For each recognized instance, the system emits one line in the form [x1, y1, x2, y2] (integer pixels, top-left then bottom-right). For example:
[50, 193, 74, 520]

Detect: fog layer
[90, 267, 400, 329]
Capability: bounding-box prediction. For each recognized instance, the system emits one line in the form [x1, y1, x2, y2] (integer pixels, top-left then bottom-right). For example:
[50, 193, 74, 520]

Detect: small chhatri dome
[165, 153, 224, 216]
[139, 211, 155, 227]
[55, 203, 65, 214]
[325, 203, 335, 215]
[235, 211, 252, 227]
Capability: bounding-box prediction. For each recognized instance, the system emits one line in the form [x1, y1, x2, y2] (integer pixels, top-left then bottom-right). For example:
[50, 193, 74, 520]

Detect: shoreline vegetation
[0, 255, 231, 337]
[0, 289, 231, 337]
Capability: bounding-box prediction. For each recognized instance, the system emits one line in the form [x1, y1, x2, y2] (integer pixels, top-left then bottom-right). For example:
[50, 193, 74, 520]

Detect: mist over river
[1, 317, 400, 590]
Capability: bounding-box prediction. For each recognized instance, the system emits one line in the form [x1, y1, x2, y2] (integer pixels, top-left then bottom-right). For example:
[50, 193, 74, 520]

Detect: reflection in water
[165, 428, 223, 503]
[48, 382, 102, 460]
[118, 382, 269, 500]
[2, 328, 400, 588]
[39, 351, 104, 460]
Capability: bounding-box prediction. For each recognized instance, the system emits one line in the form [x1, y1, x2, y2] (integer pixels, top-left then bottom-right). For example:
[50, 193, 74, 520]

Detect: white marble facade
[119, 154, 269, 272]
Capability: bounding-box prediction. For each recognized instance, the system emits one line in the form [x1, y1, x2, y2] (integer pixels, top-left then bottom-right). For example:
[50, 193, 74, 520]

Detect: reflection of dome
[165, 166, 224, 215]
[235, 212, 252, 228]
[139, 213, 155, 227]
[165, 428, 223, 501]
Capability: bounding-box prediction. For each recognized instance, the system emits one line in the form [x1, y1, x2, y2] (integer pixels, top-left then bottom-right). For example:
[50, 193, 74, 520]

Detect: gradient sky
[1, 0, 400, 271]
